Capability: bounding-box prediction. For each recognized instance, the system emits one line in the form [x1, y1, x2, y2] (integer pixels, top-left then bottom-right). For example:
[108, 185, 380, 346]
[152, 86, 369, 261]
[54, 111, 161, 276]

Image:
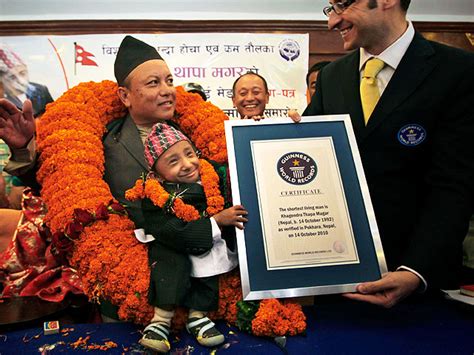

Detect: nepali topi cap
[144, 122, 191, 170]
[114, 35, 163, 86]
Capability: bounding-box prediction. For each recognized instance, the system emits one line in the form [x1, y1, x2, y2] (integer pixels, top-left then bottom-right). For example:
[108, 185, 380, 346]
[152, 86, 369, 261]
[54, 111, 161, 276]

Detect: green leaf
[236, 300, 260, 333]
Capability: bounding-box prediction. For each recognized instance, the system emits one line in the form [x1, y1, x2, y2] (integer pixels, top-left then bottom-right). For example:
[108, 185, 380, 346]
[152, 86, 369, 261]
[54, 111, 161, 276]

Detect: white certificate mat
[251, 137, 358, 270]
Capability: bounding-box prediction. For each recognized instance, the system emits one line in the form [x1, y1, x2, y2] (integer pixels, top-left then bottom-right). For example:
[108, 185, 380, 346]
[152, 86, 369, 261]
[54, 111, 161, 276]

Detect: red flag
[75, 44, 98, 66]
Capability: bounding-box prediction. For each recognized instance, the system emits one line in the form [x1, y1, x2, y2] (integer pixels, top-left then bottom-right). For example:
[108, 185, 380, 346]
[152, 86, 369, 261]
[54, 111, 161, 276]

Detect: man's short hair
[232, 72, 269, 97]
[306, 61, 331, 86]
[400, 0, 411, 11]
[369, 0, 410, 11]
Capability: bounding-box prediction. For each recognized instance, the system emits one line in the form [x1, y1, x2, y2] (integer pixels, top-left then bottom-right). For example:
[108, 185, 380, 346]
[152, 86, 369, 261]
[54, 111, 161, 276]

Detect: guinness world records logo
[277, 152, 317, 185]
[397, 124, 427, 146]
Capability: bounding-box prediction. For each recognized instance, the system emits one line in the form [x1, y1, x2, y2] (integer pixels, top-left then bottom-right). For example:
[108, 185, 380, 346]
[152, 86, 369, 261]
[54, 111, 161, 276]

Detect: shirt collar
[359, 21, 415, 71]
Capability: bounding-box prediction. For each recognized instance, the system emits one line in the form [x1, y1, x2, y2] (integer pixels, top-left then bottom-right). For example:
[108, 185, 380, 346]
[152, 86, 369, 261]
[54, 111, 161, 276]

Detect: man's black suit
[304, 32, 474, 288]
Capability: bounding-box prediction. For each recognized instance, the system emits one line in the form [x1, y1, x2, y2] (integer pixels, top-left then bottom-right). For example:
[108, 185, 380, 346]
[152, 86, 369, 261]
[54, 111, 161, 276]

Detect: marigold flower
[38, 80, 306, 333]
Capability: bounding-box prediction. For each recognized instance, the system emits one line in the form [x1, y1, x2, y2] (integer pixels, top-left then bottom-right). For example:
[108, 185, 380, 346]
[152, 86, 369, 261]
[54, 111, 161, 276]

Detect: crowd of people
[0, 0, 473, 352]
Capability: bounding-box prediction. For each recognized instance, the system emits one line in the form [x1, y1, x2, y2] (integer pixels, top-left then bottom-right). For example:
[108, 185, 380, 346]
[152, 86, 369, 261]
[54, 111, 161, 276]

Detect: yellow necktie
[360, 58, 385, 124]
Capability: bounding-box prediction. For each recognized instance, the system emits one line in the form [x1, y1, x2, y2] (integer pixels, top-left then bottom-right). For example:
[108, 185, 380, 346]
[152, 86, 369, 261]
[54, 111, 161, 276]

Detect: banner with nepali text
[0, 33, 309, 117]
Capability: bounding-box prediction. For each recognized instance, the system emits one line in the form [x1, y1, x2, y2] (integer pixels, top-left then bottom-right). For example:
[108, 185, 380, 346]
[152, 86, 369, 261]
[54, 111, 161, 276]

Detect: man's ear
[381, 0, 398, 10]
[117, 86, 131, 108]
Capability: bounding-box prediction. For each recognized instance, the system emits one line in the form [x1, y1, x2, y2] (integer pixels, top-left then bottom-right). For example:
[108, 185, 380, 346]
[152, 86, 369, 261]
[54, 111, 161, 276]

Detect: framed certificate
[225, 115, 387, 300]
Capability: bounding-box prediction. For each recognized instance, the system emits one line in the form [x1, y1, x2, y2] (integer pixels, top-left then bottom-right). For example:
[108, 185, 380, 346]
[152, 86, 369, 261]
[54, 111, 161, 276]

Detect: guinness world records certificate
[225, 115, 387, 300]
[251, 137, 358, 270]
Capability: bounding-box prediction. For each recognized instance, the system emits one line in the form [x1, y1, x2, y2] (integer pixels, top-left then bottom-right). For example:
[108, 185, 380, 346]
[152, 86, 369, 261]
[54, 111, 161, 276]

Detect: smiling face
[118, 59, 176, 126]
[154, 140, 200, 184]
[232, 74, 269, 119]
[328, 0, 388, 54]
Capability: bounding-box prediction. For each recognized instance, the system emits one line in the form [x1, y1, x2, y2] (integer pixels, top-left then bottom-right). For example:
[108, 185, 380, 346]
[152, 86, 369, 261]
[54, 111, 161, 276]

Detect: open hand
[213, 205, 248, 230]
[0, 99, 35, 149]
[342, 271, 421, 308]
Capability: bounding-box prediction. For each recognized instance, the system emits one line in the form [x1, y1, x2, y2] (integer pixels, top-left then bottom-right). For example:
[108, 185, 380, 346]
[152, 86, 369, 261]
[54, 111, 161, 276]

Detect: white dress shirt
[359, 21, 415, 95]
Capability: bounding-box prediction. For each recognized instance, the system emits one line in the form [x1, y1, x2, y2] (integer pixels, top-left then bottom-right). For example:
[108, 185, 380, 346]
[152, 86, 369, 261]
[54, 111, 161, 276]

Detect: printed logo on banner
[277, 152, 317, 185]
[74, 43, 98, 67]
[278, 39, 301, 62]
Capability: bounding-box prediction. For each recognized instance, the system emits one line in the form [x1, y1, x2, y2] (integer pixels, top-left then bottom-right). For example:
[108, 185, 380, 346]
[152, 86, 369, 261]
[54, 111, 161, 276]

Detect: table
[0, 293, 472, 354]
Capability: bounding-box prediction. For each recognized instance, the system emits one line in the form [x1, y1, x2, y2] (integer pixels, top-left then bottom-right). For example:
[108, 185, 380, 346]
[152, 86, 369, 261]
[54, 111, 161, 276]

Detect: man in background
[306, 61, 330, 103]
[182, 82, 208, 101]
[232, 72, 269, 120]
[0, 44, 53, 117]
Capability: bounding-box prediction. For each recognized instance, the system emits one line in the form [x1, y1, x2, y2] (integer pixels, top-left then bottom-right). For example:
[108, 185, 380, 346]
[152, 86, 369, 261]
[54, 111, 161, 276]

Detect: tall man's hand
[0, 99, 35, 149]
[342, 271, 421, 308]
[287, 109, 301, 123]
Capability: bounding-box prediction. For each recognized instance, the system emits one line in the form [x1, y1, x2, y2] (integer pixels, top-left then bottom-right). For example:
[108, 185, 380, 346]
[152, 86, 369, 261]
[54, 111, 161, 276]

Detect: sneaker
[139, 322, 171, 353]
[186, 316, 225, 347]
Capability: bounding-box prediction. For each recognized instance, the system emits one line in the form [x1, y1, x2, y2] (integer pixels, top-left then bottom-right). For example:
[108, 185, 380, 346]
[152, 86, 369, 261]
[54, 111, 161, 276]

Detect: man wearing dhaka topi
[0, 35, 189, 228]
[0, 36, 232, 333]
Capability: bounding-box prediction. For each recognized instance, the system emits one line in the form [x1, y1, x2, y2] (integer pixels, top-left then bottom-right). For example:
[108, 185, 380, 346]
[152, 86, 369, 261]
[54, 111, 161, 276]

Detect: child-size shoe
[186, 316, 225, 347]
[139, 322, 171, 353]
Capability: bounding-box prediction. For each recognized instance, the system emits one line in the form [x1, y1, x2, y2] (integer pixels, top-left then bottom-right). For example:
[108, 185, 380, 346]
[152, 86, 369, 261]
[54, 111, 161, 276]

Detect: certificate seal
[397, 124, 426, 146]
[277, 152, 317, 185]
[333, 240, 346, 253]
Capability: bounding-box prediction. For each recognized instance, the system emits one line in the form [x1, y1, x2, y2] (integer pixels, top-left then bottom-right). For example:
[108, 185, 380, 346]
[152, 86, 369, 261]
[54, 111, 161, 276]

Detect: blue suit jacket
[304, 32, 474, 288]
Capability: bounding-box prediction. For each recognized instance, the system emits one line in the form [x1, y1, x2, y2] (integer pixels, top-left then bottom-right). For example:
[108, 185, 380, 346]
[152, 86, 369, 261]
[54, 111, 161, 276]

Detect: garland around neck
[126, 159, 224, 221]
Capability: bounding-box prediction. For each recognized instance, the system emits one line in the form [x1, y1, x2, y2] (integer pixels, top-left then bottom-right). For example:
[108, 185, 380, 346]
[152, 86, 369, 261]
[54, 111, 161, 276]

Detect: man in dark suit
[302, 0, 474, 307]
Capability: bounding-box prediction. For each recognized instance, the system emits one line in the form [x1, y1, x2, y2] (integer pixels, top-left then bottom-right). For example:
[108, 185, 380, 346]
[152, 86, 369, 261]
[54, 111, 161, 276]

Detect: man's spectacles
[323, 0, 356, 17]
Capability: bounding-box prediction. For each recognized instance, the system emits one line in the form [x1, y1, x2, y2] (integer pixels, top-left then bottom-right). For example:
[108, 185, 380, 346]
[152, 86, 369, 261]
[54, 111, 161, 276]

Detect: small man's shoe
[186, 316, 225, 347]
[139, 322, 171, 353]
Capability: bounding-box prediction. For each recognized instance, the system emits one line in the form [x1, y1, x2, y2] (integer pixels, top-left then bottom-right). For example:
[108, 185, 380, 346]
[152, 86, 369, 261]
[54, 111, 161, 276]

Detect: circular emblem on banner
[397, 124, 427, 146]
[278, 39, 301, 62]
[277, 152, 317, 185]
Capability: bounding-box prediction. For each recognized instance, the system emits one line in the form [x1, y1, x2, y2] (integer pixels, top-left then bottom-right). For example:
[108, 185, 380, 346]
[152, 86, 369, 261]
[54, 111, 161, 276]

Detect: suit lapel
[116, 115, 148, 170]
[340, 52, 366, 139]
[362, 33, 437, 139]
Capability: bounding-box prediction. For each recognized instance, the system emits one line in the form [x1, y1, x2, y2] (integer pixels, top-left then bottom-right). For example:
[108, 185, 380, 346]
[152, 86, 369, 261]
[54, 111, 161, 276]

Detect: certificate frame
[225, 115, 387, 300]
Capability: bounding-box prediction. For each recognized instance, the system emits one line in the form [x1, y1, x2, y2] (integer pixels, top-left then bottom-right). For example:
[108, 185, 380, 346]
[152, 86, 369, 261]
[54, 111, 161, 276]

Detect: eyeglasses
[323, 0, 356, 17]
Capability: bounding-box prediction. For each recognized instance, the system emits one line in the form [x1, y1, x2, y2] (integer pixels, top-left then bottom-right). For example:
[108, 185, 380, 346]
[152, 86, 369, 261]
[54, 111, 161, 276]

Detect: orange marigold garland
[38, 80, 151, 324]
[173, 87, 228, 164]
[39, 80, 306, 335]
[126, 159, 224, 221]
[251, 299, 307, 337]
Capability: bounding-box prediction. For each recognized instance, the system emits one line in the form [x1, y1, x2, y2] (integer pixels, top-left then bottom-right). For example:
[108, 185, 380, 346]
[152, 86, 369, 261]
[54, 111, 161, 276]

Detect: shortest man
[136, 123, 248, 352]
